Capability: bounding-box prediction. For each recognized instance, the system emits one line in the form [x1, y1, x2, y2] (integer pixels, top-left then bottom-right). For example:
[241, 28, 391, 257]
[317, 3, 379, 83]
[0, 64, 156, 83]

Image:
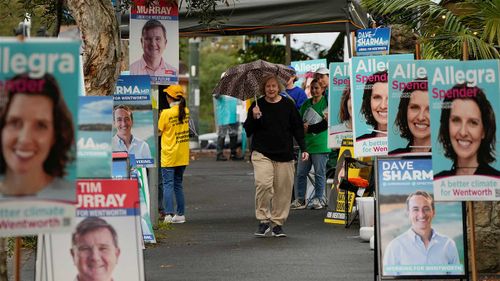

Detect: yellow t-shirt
[158, 105, 190, 167]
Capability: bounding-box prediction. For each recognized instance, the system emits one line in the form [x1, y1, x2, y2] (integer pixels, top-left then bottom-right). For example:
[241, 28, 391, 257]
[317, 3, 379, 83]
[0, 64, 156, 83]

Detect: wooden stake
[467, 202, 478, 281]
[462, 42, 476, 281]
[351, 31, 356, 57]
[13, 238, 22, 281]
[415, 42, 421, 60]
[462, 40, 468, 61]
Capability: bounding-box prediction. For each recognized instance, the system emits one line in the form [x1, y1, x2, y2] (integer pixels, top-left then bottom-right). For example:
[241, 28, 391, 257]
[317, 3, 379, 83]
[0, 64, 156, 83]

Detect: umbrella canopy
[213, 60, 295, 101]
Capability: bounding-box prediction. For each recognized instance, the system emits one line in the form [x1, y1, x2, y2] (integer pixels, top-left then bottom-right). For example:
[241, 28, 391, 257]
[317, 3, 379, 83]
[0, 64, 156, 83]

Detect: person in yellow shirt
[158, 85, 190, 223]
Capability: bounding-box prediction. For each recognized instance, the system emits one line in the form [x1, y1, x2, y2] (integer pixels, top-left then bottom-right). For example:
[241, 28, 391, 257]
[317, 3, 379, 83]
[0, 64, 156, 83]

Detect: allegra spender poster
[427, 60, 500, 201]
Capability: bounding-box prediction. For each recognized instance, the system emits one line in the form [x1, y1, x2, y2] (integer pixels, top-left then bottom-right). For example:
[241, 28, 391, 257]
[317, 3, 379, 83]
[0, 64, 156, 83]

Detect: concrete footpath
[144, 156, 374, 281]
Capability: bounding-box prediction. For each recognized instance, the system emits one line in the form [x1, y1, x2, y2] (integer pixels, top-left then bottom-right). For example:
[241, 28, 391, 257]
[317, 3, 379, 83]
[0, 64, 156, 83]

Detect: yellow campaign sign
[324, 138, 371, 225]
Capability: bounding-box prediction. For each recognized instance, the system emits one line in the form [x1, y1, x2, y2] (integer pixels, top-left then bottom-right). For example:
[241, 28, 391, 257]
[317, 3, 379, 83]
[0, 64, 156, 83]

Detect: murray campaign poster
[77, 96, 113, 178]
[427, 60, 500, 201]
[377, 157, 467, 278]
[328, 62, 352, 148]
[0, 39, 79, 237]
[113, 75, 156, 168]
[351, 54, 414, 158]
[387, 60, 431, 156]
[129, 0, 179, 85]
[37, 179, 145, 281]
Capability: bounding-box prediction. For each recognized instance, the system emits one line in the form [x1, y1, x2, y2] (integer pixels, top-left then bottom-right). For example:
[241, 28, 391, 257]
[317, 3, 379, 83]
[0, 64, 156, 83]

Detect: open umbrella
[212, 59, 295, 102]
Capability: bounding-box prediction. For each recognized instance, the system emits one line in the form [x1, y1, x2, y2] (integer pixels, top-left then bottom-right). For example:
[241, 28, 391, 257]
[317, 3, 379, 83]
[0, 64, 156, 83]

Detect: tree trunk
[66, 0, 122, 96]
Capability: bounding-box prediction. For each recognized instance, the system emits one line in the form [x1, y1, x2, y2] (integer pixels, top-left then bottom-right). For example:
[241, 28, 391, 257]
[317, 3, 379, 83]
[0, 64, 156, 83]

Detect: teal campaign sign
[214, 95, 238, 126]
[350, 54, 414, 158]
[291, 59, 327, 89]
[328, 62, 352, 148]
[0, 39, 80, 236]
[387, 60, 430, 156]
[427, 60, 500, 201]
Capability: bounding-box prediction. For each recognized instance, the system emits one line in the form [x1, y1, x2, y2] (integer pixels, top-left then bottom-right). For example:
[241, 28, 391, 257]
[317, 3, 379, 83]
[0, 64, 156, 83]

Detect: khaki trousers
[251, 151, 295, 226]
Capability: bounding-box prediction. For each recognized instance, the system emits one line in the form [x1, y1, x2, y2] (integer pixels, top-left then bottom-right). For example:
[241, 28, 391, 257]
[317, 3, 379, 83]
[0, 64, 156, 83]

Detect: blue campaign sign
[356, 28, 391, 56]
[376, 157, 467, 278]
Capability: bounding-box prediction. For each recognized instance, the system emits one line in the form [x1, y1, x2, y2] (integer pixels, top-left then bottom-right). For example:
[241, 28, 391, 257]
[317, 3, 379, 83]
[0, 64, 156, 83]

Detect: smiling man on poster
[112, 105, 151, 162]
[71, 217, 121, 281]
[130, 19, 177, 77]
[383, 190, 461, 276]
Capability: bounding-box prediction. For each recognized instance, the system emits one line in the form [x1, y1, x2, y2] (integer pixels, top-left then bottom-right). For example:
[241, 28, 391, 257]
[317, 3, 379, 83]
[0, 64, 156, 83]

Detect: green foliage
[0, 0, 232, 37]
[180, 37, 189, 65]
[7, 237, 37, 256]
[361, 0, 500, 59]
[179, 0, 236, 28]
[198, 37, 240, 133]
[0, 1, 52, 36]
[237, 43, 310, 64]
[195, 39, 314, 133]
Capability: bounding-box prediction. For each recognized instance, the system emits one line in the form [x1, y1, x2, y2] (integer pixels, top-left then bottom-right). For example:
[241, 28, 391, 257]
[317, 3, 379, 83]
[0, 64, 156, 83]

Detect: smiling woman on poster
[358, 70, 388, 140]
[0, 73, 75, 200]
[332, 85, 353, 133]
[391, 78, 431, 155]
[435, 84, 499, 177]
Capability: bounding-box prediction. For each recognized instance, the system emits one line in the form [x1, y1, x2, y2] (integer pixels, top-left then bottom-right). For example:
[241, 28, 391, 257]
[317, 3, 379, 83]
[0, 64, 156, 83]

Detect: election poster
[328, 62, 352, 148]
[136, 168, 156, 243]
[351, 54, 414, 157]
[113, 75, 156, 168]
[77, 96, 113, 178]
[37, 179, 145, 281]
[387, 60, 431, 156]
[427, 60, 500, 201]
[129, 0, 179, 85]
[355, 27, 391, 56]
[0, 39, 80, 237]
[291, 59, 327, 96]
[377, 157, 467, 278]
[324, 139, 371, 225]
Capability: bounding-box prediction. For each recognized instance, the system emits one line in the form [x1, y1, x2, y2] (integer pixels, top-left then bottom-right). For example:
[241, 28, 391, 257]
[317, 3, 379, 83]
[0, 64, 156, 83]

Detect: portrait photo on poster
[129, 17, 179, 84]
[357, 70, 388, 141]
[390, 78, 431, 155]
[111, 102, 155, 167]
[0, 73, 76, 200]
[41, 216, 144, 281]
[434, 84, 499, 178]
[376, 157, 467, 278]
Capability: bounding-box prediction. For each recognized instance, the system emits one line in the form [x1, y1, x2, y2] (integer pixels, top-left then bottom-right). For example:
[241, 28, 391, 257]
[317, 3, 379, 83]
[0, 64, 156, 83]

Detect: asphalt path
[144, 156, 374, 281]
